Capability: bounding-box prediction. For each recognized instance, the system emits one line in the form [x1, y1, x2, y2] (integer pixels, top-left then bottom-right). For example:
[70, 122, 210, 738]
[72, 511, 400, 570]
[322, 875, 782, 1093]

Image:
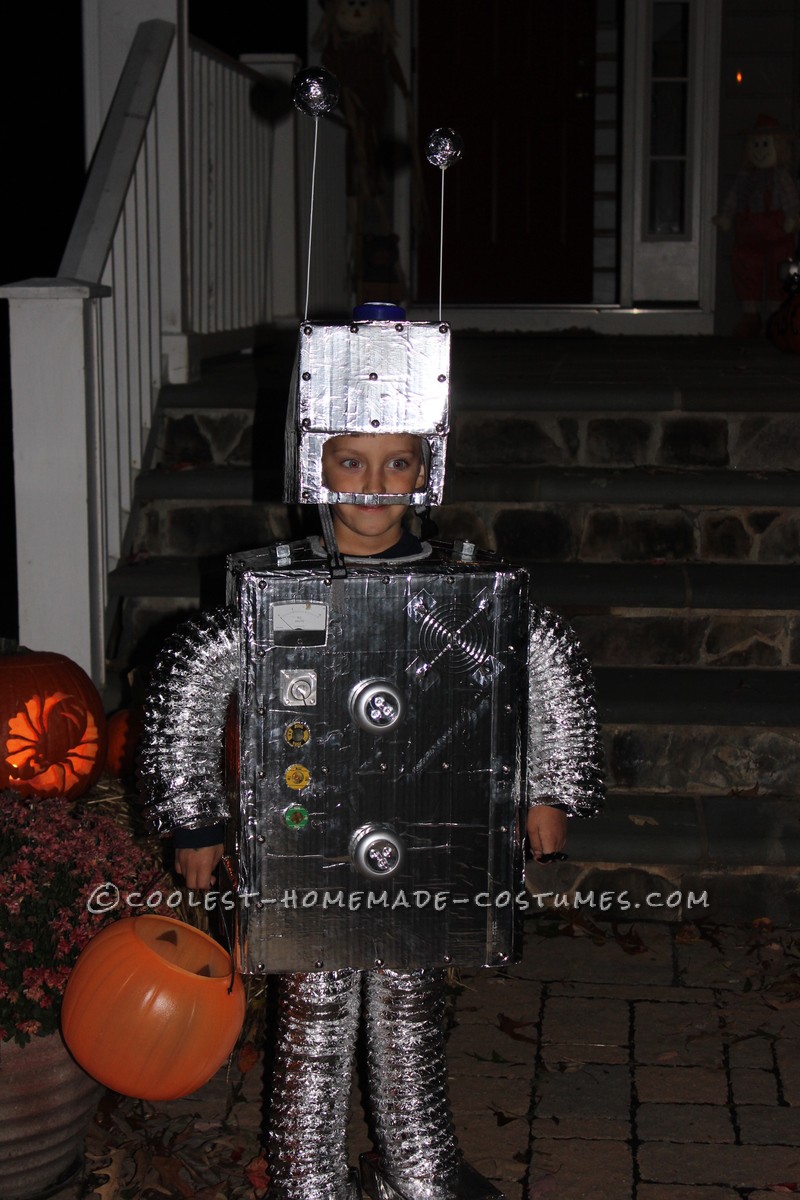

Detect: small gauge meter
[271, 601, 328, 647]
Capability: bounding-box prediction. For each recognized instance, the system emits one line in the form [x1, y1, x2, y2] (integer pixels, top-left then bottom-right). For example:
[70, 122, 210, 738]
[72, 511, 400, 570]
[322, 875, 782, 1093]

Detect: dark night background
[0, 3, 309, 642]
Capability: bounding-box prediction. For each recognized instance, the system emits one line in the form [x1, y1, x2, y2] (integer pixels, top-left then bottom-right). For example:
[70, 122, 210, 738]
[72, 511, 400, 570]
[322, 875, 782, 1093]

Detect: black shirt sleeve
[172, 823, 226, 850]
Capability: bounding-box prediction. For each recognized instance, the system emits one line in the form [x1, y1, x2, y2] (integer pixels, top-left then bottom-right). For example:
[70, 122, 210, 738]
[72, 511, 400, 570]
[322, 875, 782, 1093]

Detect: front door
[415, 0, 598, 304]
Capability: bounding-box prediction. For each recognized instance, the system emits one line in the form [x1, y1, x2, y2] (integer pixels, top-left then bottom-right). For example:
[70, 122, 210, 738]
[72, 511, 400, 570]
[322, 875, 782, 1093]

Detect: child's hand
[174, 845, 224, 889]
[527, 805, 568, 861]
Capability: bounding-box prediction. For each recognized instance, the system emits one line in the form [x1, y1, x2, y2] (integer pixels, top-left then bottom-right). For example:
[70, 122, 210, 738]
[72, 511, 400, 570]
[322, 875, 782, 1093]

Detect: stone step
[522, 561, 799, 608]
[526, 792, 800, 926]
[136, 463, 799, 507]
[438, 499, 798, 565]
[572, 611, 798, 670]
[556, 791, 800, 867]
[450, 334, 800, 413]
[133, 471, 799, 566]
[455, 411, 800, 471]
[447, 465, 799, 505]
[131, 495, 294, 557]
[604, 722, 799, 798]
[596, 666, 799, 726]
[156, 403, 800, 474]
[111, 557, 797, 607]
[110, 554, 798, 673]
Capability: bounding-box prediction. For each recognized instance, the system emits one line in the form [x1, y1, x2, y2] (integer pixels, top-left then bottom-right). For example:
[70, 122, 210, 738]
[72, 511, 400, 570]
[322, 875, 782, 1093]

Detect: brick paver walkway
[457, 918, 800, 1198]
[56, 917, 800, 1199]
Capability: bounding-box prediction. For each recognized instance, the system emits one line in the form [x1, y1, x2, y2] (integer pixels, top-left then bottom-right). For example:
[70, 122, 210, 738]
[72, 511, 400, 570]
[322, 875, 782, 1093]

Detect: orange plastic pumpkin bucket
[61, 915, 246, 1100]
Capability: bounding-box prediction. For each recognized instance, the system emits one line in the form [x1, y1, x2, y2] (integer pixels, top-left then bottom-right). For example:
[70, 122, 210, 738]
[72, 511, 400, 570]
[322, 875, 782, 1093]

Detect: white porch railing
[1, 20, 347, 687]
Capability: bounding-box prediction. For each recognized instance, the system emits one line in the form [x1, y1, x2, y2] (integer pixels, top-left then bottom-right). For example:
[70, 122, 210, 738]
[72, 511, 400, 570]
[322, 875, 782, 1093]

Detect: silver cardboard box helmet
[283, 303, 450, 507]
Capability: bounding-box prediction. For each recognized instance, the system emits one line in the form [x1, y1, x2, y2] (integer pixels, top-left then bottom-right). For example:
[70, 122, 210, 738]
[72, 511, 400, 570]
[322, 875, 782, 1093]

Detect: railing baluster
[1, 23, 348, 684]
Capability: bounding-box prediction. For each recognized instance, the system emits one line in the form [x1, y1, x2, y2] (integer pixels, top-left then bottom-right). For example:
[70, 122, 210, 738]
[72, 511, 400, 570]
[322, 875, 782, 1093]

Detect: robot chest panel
[233, 561, 528, 973]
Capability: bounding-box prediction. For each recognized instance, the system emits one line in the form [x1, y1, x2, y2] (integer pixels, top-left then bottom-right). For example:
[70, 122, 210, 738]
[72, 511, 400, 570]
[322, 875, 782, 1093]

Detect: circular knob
[350, 825, 404, 880]
[349, 679, 405, 734]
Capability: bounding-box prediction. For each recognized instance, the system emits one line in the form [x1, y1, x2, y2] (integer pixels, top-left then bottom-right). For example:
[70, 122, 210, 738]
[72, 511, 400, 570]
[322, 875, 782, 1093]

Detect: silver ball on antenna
[292, 68, 340, 118]
[425, 127, 464, 169]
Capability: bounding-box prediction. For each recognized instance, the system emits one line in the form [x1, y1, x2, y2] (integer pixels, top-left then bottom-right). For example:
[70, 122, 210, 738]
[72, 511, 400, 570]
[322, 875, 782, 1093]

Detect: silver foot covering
[360, 1153, 505, 1200]
[364, 970, 461, 1200]
[268, 970, 361, 1200]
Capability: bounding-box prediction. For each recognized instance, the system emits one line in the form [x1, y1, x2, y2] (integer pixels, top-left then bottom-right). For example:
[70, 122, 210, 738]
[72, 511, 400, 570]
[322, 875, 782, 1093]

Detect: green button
[283, 804, 309, 830]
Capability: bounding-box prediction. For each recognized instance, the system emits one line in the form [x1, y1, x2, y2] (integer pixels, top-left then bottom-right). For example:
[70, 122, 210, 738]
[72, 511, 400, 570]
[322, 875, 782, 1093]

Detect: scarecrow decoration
[715, 113, 800, 338]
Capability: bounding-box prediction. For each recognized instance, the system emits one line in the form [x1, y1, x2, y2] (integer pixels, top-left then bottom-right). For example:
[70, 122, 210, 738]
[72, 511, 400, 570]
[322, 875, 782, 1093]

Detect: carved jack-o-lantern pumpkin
[0, 651, 107, 800]
[61, 915, 246, 1101]
[105, 708, 143, 778]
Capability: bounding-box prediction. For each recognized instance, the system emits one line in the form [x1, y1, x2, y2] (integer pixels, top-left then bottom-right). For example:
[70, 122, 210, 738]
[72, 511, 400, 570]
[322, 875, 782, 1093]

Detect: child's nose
[364, 464, 385, 493]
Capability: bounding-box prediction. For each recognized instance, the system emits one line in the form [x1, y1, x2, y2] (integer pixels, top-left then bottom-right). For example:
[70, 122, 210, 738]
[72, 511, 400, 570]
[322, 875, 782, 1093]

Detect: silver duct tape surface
[229, 541, 529, 975]
[140, 609, 238, 834]
[284, 320, 450, 506]
[139, 541, 604, 974]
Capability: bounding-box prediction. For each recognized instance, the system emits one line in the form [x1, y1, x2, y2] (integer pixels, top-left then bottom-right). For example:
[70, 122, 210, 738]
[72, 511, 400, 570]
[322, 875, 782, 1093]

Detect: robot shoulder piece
[228, 538, 318, 582]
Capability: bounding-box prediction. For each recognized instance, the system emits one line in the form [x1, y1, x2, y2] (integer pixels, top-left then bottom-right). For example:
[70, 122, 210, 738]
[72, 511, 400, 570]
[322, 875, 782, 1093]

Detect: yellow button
[284, 721, 311, 748]
[285, 763, 311, 791]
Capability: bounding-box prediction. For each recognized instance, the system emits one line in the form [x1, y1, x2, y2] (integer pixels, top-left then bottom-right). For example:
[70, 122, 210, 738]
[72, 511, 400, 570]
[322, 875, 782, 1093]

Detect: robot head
[283, 303, 451, 508]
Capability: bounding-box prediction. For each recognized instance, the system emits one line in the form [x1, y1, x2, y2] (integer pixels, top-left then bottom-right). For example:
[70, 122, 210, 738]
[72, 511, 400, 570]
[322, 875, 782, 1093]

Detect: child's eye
[341, 458, 362, 469]
[389, 458, 409, 469]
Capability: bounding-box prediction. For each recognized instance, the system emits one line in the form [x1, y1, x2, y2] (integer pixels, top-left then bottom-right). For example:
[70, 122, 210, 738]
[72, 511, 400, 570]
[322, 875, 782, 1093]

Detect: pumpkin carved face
[0, 652, 107, 800]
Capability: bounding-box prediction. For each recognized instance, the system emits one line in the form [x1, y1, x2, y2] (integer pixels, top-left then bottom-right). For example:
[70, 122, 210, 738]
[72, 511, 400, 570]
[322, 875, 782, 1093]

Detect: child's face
[321, 433, 425, 554]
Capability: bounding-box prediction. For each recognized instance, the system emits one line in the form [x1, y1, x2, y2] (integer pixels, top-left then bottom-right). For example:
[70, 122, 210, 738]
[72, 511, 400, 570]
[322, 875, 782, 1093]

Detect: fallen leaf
[237, 1041, 260, 1073]
[245, 1154, 270, 1190]
[491, 1106, 523, 1127]
[497, 1013, 538, 1045]
[151, 1155, 195, 1197]
[628, 814, 659, 827]
[612, 924, 649, 955]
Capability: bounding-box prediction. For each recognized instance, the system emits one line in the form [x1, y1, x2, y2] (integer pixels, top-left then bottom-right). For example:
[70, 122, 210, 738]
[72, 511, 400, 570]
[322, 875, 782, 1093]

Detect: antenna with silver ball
[425, 127, 464, 323]
[291, 68, 341, 322]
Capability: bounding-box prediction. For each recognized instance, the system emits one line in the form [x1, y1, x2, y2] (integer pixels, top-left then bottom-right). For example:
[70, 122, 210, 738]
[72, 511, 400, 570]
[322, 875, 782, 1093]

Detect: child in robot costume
[141, 304, 604, 1200]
